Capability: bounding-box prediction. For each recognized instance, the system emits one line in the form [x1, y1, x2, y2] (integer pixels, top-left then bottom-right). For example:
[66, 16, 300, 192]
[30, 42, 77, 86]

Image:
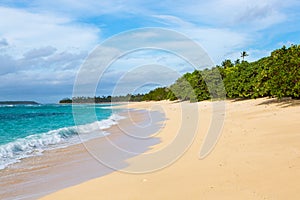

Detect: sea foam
[0, 113, 124, 170]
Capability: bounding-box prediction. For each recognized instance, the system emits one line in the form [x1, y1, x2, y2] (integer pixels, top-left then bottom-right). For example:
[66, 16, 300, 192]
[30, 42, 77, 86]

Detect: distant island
[0, 101, 39, 105]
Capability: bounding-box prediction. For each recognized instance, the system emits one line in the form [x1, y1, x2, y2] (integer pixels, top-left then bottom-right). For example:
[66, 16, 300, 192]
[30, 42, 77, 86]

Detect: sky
[0, 0, 300, 103]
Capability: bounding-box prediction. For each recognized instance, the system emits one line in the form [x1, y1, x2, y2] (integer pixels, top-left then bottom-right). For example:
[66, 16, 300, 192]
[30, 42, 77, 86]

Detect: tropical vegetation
[60, 44, 300, 103]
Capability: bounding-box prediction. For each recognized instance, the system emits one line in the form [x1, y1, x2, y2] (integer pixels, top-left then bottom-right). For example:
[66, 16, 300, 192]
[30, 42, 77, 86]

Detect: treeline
[59, 94, 145, 103]
[60, 44, 300, 104]
[144, 44, 300, 101]
[221, 44, 300, 99]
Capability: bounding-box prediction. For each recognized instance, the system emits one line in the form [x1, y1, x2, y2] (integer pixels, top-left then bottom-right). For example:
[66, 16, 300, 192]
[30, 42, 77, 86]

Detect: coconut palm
[241, 51, 249, 61]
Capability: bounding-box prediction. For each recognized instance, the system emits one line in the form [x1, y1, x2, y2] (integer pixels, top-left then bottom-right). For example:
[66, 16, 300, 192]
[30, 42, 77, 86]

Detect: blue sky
[0, 0, 300, 103]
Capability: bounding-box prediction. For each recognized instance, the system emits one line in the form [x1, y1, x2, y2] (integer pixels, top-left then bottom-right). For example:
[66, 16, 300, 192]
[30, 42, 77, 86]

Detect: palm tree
[240, 51, 249, 61]
[221, 59, 233, 69]
[234, 59, 240, 65]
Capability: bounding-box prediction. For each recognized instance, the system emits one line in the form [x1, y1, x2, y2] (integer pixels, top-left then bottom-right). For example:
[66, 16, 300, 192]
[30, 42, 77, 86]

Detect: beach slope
[41, 98, 300, 199]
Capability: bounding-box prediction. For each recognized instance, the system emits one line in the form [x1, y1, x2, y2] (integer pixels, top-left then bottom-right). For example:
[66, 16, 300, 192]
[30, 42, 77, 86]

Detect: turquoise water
[0, 104, 122, 169]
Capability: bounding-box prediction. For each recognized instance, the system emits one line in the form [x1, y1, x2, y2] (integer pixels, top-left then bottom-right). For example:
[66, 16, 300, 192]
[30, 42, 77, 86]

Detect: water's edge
[0, 108, 165, 200]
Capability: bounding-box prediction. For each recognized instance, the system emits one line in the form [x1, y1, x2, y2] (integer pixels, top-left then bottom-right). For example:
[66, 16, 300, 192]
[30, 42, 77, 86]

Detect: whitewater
[0, 104, 124, 169]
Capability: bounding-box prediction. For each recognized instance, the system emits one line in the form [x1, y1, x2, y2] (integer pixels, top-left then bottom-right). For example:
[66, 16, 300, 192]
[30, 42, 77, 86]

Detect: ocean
[0, 103, 123, 170]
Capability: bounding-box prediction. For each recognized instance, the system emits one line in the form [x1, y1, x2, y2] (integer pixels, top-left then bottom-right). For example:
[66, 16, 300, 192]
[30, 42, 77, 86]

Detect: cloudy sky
[0, 0, 300, 103]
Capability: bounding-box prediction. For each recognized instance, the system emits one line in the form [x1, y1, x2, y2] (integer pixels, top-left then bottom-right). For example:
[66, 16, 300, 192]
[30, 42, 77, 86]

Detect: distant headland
[0, 101, 39, 105]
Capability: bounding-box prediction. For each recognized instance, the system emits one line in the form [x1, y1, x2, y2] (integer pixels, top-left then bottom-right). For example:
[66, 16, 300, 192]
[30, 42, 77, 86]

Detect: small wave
[0, 113, 125, 170]
[0, 104, 42, 108]
[0, 105, 14, 108]
[97, 106, 112, 109]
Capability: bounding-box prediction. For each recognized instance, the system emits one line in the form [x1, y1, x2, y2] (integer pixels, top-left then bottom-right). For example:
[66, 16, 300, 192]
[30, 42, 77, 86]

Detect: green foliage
[221, 59, 234, 69]
[224, 45, 300, 99]
[165, 44, 300, 101]
[187, 70, 210, 101]
[59, 45, 300, 103]
[143, 87, 173, 101]
[59, 98, 72, 104]
[169, 74, 197, 101]
[202, 67, 226, 100]
[60, 94, 146, 103]
[267, 45, 300, 98]
[224, 61, 257, 98]
[168, 67, 225, 102]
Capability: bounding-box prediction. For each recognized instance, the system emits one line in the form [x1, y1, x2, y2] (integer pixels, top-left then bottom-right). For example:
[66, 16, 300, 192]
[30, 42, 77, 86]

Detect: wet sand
[0, 109, 164, 200]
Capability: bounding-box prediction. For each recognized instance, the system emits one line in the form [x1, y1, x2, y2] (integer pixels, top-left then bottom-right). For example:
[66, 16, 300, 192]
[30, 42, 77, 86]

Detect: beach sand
[0, 109, 162, 200]
[39, 98, 300, 200]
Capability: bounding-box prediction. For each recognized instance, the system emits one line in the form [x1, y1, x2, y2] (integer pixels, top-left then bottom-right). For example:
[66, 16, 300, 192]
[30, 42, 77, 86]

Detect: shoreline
[41, 98, 300, 199]
[1, 108, 162, 200]
[0, 104, 124, 171]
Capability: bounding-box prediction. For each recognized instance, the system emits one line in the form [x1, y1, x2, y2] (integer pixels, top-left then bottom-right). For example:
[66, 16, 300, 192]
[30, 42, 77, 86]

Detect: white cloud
[0, 54, 17, 75]
[0, 6, 101, 102]
[0, 6, 100, 55]
[152, 15, 194, 27]
[147, 0, 291, 30]
[23, 46, 57, 59]
[149, 15, 251, 64]
[112, 64, 181, 95]
[0, 38, 9, 47]
[182, 27, 251, 63]
[73, 47, 194, 97]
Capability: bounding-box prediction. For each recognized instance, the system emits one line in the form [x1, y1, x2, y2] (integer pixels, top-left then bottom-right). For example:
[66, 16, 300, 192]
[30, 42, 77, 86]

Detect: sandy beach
[0, 109, 164, 200]
[39, 98, 300, 200]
